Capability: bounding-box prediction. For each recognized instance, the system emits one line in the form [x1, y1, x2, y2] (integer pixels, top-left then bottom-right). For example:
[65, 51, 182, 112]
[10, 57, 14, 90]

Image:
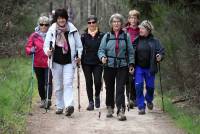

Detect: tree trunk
[80, 0, 83, 24]
[88, 0, 91, 16]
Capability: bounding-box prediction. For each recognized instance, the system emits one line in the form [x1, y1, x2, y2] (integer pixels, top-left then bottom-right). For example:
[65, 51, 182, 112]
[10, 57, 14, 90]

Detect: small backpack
[105, 32, 128, 59]
[105, 32, 129, 67]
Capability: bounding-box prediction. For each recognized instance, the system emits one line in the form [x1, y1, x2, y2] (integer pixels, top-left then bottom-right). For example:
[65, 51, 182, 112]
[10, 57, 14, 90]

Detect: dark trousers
[125, 73, 136, 101]
[34, 67, 53, 100]
[104, 67, 128, 110]
[82, 64, 103, 103]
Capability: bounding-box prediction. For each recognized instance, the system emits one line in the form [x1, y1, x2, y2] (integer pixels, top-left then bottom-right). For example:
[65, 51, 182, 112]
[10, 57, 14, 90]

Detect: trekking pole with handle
[98, 57, 108, 118]
[45, 41, 53, 113]
[158, 62, 165, 112]
[127, 74, 132, 112]
[76, 51, 81, 112]
[98, 65, 104, 118]
[28, 52, 35, 115]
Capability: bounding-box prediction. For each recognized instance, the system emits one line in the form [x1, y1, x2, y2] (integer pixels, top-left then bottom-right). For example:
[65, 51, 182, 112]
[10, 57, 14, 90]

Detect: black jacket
[133, 34, 165, 74]
[81, 30, 104, 65]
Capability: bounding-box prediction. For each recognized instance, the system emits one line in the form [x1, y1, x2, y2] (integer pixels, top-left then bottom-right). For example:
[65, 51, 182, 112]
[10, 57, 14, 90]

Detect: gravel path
[26, 69, 185, 134]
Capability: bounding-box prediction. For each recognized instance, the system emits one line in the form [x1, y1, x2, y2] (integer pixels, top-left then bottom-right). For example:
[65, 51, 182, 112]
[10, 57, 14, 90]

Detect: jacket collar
[51, 22, 78, 33]
[84, 28, 101, 36]
[110, 29, 124, 35]
[139, 33, 154, 40]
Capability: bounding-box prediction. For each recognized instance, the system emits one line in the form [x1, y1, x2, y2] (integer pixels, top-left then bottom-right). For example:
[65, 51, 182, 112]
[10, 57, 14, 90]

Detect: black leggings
[34, 67, 52, 100]
[82, 64, 103, 103]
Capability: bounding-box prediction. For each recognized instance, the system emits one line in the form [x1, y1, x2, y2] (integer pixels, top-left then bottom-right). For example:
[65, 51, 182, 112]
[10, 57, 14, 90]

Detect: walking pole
[76, 51, 81, 112]
[158, 62, 165, 112]
[127, 74, 132, 112]
[98, 65, 104, 118]
[45, 41, 53, 113]
[29, 52, 35, 115]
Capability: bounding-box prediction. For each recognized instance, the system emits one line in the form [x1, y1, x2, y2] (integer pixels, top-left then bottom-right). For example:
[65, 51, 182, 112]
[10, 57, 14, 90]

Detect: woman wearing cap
[25, 16, 52, 109]
[43, 9, 83, 116]
[98, 13, 134, 121]
[81, 15, 104, 111]
[134, 20, 165, 115]
[124, 9, 140, 109]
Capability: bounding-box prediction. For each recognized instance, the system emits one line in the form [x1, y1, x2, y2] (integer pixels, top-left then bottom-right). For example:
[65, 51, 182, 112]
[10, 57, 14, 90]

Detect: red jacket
[25, 32, 48, 68]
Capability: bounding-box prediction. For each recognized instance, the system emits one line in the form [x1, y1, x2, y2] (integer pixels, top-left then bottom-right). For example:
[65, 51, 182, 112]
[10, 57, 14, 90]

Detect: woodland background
[0, 0, 199, 133]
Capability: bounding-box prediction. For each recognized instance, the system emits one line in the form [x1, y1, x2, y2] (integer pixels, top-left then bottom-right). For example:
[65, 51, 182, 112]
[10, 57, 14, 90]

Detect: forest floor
[26, 69, 186, 134]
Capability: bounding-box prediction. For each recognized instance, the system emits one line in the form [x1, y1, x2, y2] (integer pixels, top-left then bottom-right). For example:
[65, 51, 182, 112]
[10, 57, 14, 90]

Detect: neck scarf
[37, 31, 46, 40]
[56, 24, 68, 54]
[35, 26, 47, 40]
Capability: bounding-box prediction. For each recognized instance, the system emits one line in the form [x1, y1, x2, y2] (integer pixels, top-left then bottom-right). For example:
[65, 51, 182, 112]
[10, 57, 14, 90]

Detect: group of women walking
[25, 8, 165, 121]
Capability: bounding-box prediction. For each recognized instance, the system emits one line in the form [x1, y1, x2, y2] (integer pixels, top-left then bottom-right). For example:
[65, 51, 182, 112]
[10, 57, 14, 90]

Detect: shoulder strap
[123, 32, 128, 57]
[106, 32, 110, 44]
[124, 32, 128, 46]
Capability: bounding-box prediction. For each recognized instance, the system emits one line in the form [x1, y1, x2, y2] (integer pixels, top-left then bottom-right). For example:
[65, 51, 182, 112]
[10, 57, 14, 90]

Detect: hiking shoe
[138, 109, 146, 115]
[106, 106, 114, 118]
[95, 96, 100, 108]
[65, 106, 74, 116]
[45, 99, 52, 109]
[117, 111, 127, 121]
[39, 100, 45, 108]
[147, 102, 153, 110]
[55, 109, 63, 114]
[86, 102, 94, 111]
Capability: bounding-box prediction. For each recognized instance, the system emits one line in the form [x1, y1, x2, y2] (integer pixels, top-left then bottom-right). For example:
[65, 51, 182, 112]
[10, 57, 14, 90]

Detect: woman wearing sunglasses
[43, 9, 83, 116]
[25, 16, 52, 109]
[81, 15, 104, 111]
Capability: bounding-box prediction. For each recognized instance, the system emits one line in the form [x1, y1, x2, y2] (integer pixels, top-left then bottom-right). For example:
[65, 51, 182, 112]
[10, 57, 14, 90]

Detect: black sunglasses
[40, 24, 49, 27]
[88, 21, 96, 24]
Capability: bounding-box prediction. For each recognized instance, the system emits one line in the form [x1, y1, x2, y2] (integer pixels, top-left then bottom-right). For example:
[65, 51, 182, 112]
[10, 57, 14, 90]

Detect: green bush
[151, 3, 200, 104]
[156, 96, 200, 134]
[0, 57, 37, 133]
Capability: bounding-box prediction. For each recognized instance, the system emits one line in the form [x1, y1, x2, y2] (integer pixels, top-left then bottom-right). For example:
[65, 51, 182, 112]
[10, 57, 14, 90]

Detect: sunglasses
[88, 21, 96, 24]
[40, 24, 49, 27]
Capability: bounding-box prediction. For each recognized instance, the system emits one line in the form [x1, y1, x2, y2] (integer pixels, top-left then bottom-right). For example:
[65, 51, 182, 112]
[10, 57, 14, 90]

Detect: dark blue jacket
[81, 30, 104, 65]
[133, 34, 165, 74]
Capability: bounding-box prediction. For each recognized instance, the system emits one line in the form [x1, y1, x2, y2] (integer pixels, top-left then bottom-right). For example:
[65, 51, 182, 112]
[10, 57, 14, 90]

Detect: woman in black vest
[81, 15, 104, 111]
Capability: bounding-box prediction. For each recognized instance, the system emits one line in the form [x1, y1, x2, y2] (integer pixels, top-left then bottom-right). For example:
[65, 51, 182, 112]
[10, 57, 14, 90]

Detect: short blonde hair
[109, 13, 124, 27]
[38, 16, 50, 24]
[128, 10, 140, 19]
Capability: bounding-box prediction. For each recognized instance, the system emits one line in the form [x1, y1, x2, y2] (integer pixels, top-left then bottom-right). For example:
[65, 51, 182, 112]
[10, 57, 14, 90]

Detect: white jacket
[43, 22, 83, 69]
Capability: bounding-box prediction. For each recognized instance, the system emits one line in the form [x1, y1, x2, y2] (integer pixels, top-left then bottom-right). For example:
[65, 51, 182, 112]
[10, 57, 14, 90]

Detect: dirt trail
[27, 69, 185, 134]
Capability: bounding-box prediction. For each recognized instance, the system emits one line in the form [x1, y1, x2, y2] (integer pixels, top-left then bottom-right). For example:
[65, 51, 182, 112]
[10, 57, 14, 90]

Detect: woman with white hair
[133, 20, 165, 115]
[25, 16, 52, 109]
[98, 13, 135, 121]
